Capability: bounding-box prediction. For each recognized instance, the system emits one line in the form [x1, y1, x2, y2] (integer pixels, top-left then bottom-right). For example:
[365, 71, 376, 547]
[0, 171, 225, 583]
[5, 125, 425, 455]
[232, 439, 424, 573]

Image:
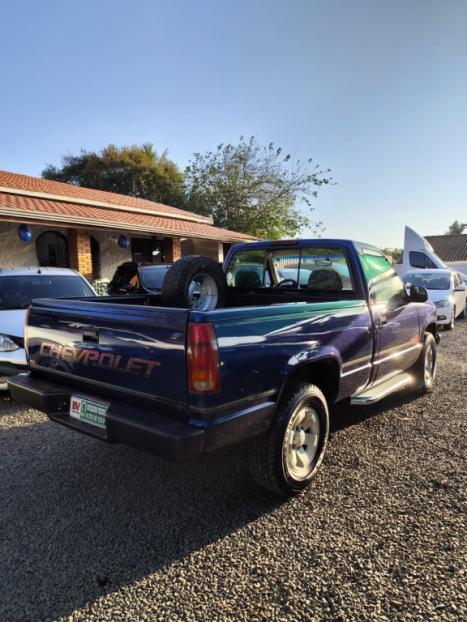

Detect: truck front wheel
[412, 332, 437, 393]
[248, 383, 329, 496]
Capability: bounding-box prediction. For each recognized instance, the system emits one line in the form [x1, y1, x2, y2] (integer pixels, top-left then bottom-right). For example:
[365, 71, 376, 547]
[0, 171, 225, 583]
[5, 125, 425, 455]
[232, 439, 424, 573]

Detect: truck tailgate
[26, 299, 189, 417]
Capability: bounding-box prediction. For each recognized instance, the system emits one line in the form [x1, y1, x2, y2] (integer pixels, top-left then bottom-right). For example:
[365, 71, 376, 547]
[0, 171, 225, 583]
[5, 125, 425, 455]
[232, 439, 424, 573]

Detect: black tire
[458, 306, 465, 319]
[411, 332, 437, 393]
[161, 255, 226, 310]
[248, 383, 330, 496]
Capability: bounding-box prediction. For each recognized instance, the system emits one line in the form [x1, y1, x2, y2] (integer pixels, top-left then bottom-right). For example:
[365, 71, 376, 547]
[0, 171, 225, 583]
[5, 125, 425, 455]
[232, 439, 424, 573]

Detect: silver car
[0, 267, 96, 390]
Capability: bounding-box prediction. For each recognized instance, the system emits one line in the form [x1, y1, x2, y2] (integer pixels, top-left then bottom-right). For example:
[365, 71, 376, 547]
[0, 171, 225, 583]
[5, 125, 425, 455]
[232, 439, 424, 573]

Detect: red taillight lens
[187, 322, 220, 393]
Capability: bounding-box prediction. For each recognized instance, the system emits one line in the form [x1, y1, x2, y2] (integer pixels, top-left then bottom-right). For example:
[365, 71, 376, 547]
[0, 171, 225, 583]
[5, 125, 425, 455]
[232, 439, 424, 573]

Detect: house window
[36, 231, 69, 268]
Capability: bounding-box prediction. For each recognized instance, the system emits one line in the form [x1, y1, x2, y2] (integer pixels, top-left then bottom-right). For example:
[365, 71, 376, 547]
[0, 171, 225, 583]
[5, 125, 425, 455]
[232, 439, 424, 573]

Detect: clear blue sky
[1, 0, 466, 247]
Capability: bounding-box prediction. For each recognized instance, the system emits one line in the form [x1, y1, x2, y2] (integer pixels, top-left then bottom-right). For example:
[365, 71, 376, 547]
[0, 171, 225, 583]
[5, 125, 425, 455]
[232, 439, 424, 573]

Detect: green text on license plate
[69, 395, 109, 429]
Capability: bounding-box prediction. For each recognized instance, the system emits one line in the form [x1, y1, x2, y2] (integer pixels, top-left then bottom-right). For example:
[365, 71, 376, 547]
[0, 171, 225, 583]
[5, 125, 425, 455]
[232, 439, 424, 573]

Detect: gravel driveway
[1, 320, 465, 622]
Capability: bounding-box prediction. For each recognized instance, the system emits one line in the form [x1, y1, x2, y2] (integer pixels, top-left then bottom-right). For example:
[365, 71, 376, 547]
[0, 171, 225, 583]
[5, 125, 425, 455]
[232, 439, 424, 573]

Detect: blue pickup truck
[9, 239, 438, 495]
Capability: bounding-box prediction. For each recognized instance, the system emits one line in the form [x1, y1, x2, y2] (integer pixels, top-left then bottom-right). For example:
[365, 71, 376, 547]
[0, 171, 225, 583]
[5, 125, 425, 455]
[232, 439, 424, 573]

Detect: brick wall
[163, 237, 181, 263]
[68, 229, 93, 279]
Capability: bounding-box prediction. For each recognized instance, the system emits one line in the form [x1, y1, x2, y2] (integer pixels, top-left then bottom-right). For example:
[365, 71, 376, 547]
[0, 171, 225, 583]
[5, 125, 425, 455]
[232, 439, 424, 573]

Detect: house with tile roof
[0, 170, 255, 283]
[425, 234, 467, 275]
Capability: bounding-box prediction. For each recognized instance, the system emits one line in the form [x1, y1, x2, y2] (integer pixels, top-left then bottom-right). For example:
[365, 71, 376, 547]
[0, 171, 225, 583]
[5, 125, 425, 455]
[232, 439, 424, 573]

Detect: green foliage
[184, 136, 332, 239]
[382, 248, 403, 264]
[446, 220, 466, 234]
[42, 143, 185, 208]
[42, 137, 332, 239]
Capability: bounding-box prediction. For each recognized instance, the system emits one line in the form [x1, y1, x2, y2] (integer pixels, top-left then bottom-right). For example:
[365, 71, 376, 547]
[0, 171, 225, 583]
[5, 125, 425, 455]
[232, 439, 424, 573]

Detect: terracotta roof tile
[425, 234, 467, 262]
[0, 191, 255, 243]
[0, 169, 211, 222]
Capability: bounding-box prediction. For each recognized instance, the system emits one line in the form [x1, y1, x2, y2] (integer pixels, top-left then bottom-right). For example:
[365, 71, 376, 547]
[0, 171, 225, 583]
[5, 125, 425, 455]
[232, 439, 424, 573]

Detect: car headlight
[0, 335, 20, 352]
[434, 299, 450, 309]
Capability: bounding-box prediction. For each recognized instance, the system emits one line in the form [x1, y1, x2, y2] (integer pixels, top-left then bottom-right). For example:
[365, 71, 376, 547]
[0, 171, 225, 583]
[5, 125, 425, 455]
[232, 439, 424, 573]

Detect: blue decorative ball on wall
[118, 234, 130, 249]
[17, 224, 32, 242]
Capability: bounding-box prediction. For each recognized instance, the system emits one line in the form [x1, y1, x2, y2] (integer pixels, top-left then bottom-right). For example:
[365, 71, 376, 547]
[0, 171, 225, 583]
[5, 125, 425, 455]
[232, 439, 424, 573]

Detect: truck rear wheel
[248, 383, 329, 496]
[161, 256, 226, 311]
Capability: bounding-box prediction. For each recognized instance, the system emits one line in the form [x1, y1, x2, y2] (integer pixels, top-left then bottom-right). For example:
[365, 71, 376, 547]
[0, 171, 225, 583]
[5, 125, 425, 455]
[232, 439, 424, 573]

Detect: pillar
[68, 229, 93, 280]
[163, 237, 182, 263]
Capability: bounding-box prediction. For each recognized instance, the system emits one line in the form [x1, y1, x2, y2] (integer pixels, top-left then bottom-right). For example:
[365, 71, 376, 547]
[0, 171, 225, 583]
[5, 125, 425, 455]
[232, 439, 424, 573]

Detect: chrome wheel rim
[187, 273, 218, 311]
[424, 345, 435, 384]
[283, 404, 320, 480]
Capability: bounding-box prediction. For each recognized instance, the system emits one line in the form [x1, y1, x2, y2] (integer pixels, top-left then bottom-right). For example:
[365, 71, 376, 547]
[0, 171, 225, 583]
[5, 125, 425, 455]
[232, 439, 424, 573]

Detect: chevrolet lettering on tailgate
[38, 342, 160, 378]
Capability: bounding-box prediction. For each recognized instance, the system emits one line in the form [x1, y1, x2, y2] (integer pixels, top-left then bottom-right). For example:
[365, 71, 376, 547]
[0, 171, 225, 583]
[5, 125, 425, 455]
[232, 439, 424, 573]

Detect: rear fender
[277, 347, 342, 407]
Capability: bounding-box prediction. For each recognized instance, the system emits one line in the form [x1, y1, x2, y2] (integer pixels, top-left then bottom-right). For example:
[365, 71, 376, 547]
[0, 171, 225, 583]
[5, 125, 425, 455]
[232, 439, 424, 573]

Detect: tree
[382, 248, 403, 265]
[446, 220, 466, 234]
[42, 144, 186, 208]
[184, 136, 332, 239]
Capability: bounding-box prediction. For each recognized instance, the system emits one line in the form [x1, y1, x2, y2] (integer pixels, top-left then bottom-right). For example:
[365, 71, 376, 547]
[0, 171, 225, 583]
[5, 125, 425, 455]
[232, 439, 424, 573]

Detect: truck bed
[25, 295, 373, 421]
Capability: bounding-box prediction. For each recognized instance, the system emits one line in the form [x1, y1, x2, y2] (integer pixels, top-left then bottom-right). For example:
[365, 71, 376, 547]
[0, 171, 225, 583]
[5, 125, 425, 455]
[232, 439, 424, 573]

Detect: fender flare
[276, 347, 343, 406]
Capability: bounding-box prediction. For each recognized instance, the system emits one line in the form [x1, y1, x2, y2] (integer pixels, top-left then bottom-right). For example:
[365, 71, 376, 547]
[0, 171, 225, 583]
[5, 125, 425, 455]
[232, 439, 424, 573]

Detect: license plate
[69, 395, 109, 429]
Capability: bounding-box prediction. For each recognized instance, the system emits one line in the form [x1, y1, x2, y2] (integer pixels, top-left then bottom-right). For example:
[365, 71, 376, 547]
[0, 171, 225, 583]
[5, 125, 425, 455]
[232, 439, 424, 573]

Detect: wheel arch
[278, 356, 341, 407]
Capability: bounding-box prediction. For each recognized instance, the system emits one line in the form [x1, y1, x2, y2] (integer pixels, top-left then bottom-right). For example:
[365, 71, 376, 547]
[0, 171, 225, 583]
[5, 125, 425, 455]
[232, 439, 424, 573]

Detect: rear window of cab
[226, 246, 354, 291]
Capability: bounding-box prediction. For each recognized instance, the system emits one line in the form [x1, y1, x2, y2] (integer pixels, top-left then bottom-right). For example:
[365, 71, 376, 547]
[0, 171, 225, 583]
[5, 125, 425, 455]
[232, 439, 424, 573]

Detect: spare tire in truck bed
[161, 255, 227, 311]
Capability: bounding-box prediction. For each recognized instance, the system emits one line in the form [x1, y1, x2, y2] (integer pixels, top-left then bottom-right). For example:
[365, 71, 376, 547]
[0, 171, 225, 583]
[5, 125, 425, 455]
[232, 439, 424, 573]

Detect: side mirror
[410, 284, 428, 303]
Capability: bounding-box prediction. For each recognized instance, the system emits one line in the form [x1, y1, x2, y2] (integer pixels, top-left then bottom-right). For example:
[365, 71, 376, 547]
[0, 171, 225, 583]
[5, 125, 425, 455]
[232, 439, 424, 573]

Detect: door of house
[36, 231, 69, 267]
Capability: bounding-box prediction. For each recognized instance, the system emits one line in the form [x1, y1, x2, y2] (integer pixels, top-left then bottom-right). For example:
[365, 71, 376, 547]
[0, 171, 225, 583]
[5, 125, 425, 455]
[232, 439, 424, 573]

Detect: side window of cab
[361, 249, 408, 307]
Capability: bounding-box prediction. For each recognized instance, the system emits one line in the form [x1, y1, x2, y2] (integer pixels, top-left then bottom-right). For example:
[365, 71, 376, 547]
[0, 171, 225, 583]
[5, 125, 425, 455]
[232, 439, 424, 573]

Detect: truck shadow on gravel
[0, 387, 427, 622]
[0, 406, 282, 622]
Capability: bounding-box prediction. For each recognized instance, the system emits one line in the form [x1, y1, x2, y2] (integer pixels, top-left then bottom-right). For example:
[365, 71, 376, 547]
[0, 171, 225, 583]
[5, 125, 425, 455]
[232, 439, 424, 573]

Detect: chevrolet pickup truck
[9, 239, 438, 495]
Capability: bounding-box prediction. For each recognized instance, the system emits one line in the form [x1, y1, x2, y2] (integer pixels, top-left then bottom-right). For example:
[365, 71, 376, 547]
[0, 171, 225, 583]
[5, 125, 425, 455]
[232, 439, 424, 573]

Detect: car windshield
[0, 275, 95, 309]
[402, 272, 451, 290]
[139, 265, 171, 290]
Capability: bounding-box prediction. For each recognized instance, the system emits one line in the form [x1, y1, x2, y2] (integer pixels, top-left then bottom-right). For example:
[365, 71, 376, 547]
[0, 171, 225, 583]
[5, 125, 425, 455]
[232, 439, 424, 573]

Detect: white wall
[90, 230, 132, 280]
[0, 222, 69, 269]
[0, 222, 132, 281]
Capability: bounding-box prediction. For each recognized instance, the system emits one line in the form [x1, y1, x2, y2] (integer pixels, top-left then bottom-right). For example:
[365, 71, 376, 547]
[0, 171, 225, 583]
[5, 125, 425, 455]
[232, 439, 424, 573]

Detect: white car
[402, 269, 466, 330]
[0, 267, 96, 390]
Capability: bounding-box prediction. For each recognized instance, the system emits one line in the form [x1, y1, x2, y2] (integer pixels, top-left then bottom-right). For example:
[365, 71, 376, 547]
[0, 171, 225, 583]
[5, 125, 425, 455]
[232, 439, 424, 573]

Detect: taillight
[187, 322, 220, 393]
[24, 305, 31, 361]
